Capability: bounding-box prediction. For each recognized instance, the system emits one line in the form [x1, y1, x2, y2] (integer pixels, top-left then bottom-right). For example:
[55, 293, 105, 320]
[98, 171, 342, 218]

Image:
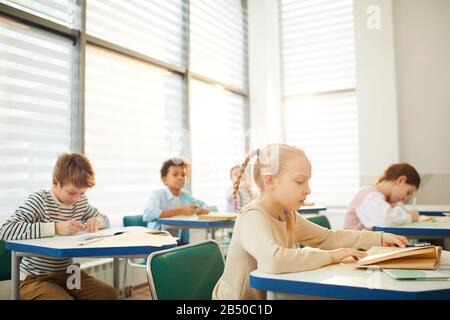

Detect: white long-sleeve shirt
[344, 186, 411, 230]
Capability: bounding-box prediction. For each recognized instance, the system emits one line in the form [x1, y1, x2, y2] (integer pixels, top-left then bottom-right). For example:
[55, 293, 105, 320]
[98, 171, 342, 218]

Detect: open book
[383, 269, 450, 281]
[198, 213, 237, 221]
[356, 246, 442, 270]
[67, 226, 177, 247]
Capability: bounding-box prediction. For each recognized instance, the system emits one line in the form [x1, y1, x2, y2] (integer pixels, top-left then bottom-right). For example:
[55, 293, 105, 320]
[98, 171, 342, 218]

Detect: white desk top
[5, 226, 177, 257]
[250, 253, 450, 299]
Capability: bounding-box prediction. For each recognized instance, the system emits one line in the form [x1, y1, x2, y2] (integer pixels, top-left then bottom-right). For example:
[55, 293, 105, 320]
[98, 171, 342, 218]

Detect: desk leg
[113, 258, 120, 294]
[211, 229, 216, 240]
[11, 251, 19, 300]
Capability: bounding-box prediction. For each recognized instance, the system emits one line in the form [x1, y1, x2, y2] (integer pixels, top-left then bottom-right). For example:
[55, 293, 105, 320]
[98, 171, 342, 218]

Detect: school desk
[5, 227, 176, 300]
[297, 204, 327, 214]
[157, 215, 235, 240]
[374, 216, 450, 239]
[250, 261, 450, 300]
[405, 205, 450, 216]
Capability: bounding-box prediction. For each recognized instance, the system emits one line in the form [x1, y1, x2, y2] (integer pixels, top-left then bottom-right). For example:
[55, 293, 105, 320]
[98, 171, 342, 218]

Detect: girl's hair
[160, 158, 189, 178]
[233, 143, 306, 240]
[53, 152, 95, 188]
[229, 165, 241, 180]
[375, 163, 421, 188]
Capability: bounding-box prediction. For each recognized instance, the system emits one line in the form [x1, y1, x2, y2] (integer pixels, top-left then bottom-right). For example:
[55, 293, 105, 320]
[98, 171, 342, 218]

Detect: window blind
[281, 0, 355, 95]
[0, 15, 72, 217]
[0, 0, 79, 28]
[190, 0, 248, 90]
[284, 93, 359, 206]
[86, 0, 186, 67]
[84, 45, 185, 226]
[280, 0, 359, 206]
[190, 80, 247, 211]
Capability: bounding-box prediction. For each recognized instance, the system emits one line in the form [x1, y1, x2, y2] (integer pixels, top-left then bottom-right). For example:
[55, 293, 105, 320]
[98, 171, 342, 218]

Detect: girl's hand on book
[329, 248, 367, 264]
[381, 232, 409, 247]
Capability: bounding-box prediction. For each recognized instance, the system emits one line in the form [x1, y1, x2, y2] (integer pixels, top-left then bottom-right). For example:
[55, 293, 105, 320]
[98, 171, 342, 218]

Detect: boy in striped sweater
[0, 152, 118, 300]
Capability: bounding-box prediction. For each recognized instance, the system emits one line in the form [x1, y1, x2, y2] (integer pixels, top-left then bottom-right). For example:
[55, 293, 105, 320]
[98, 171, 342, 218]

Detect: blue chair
[146, 240, 224, 299]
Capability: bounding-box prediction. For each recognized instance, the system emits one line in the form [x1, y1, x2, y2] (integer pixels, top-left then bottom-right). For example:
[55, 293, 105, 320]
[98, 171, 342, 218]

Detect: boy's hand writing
[85, 217, 102, 233]
[181, 205, 199, 215]
[196, 208, 209, 215]
[55, 219, 85, 235]
[409, 210, 420, 222]
[381, 232, 409, 247]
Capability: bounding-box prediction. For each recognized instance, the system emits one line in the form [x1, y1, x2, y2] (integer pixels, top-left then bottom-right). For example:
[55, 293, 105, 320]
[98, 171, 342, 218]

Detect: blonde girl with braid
[225, 165, 255, 212]
[212, 143, 410, 300]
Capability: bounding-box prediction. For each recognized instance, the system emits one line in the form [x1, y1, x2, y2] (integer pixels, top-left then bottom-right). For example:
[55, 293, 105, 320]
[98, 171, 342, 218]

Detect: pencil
[78, 237, 105, 246]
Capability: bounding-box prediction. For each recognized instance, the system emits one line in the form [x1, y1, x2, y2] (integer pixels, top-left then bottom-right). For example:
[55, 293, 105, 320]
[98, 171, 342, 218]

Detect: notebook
[357, 246, 442, 270]
[383, 269, 450, 281]
[198, 213, 237, 221]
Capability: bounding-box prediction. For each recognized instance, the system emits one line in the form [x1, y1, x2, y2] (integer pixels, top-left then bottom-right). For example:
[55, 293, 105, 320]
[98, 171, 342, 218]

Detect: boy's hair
[53, 152, 95, 188]
[376, 163, 421, 188]
[233, 144, 306, 241]
[160, 158, 189, 178]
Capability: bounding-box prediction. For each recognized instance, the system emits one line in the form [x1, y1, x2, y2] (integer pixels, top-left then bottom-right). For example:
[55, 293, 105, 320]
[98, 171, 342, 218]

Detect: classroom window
[0, 0, 249, 224]
[0, 0, 79, 28]
[86, 0, 186, 67]
[190, 0, 248, 90]
[190, 80, 247, 211]
[84, 45, 186, 226]
[280, 0, 360, 207]
[0, 15, 73, 217]
[189, 0, 249, 210]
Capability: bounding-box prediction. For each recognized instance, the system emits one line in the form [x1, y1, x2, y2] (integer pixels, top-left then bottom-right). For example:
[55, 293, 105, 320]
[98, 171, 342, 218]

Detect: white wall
[354, 0, 450, 204]
[393, 0, 450, 203]
[354, 0, 400, 181]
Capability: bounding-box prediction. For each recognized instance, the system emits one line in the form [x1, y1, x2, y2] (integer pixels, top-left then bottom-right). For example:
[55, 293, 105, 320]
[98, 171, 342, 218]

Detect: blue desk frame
[374, 226, 450, 238]
[156, 218, 235, 240]
[250, 273, 450, 300]
[5, 240, 175, 300]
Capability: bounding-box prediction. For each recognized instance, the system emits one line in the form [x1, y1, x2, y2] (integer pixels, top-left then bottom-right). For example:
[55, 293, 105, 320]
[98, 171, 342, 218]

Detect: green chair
[306, 215, 331, 229]
[122, 215, 148, 297]
[299, 215, 331, 249]
[146, 240, 224, 300]
[0, 240, 11, 281]
[123, 215, 147, 228]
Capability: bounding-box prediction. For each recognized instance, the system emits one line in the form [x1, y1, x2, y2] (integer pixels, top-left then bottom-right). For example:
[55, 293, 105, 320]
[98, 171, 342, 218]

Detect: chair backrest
[306, 215, 331, 229]
[0, 240, 11, 281]
[123, 215, 147, 227]
[146, 240, 224, 300]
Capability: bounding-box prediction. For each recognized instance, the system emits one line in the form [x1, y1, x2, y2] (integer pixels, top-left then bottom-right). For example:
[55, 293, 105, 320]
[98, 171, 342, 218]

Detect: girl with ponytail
[213, 143, 409, 300]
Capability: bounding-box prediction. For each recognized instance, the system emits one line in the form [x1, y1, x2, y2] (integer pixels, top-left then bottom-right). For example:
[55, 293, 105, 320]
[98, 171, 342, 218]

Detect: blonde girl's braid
[232, 150, 257, 211]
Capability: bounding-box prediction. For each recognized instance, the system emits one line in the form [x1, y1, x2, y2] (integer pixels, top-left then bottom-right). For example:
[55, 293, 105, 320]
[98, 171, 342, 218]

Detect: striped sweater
[0, 189, 109, 276]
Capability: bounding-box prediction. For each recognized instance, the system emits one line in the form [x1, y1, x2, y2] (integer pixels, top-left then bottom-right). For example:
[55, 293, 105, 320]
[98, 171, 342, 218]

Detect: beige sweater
[212, 203, 383, 300]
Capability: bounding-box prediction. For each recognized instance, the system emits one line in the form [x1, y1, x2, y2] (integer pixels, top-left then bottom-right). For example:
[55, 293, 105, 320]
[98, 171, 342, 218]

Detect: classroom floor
[123, 285, 152, 300]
